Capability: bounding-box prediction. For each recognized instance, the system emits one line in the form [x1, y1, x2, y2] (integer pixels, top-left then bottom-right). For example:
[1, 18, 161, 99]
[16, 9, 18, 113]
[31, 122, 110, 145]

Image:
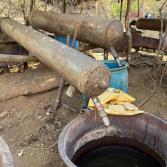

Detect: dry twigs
[137, 68, 157, 109]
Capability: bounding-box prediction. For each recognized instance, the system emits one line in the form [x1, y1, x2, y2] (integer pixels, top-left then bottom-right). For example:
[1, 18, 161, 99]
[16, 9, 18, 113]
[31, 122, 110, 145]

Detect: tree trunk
[0, 65, 68, 101]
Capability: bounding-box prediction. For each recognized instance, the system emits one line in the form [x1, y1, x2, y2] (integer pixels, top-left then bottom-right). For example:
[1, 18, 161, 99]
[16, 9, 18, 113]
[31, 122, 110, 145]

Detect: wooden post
[120, 0, 123, 21]
[138, 0, 140, 18]
[125, 0, 132, 62]
[96, 0, 98, 15]
[63, 0, 66, 13]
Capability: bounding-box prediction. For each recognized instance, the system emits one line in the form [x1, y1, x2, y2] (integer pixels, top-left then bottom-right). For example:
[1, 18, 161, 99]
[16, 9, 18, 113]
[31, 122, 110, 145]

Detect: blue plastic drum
[103, 60, 129, 93]
[55, 35, 79, 49]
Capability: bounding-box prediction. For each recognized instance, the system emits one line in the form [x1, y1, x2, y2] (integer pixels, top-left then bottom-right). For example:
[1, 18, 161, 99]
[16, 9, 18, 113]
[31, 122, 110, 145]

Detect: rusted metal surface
[115, 32, 160, 52]
[0, 18, 111, 97]
[136, 18, 167, 31]
[58, 112, 167, 167]
[28, 10, 124, 49]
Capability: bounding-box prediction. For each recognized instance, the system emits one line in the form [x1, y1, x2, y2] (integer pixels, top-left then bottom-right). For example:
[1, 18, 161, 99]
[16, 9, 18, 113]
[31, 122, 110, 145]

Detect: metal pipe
[0, 18, 111, 97]
[28, 10, 124, 49]
[92, 97, 110, 127]
[110, 47, 122, 67]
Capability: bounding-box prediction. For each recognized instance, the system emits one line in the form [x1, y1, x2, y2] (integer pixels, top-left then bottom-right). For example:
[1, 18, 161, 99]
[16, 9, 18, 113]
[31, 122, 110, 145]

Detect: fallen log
[0, 54, 38, 63]
[0, 65, 68, 101]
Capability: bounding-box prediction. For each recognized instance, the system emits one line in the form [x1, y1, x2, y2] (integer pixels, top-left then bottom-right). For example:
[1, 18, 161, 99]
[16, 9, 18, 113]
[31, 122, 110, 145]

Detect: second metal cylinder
[28, 10, 124, 49]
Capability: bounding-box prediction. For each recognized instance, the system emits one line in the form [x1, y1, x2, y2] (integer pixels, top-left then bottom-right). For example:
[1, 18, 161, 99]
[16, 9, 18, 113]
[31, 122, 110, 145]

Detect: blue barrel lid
[102, 60, 129, 72]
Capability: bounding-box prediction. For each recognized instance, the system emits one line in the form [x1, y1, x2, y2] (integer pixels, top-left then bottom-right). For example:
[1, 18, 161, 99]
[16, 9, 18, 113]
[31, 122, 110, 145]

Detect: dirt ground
[0, 56, 167, 167]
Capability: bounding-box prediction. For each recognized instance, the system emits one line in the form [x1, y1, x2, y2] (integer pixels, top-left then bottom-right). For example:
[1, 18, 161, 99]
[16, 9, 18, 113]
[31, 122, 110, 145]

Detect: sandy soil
[0, 62, 167, 167]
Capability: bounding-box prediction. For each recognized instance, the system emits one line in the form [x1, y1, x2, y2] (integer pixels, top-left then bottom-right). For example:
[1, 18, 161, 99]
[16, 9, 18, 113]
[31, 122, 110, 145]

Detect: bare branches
[0, 0, 46, 23]
[0, 0, 24, 20]
[138, 68, 157, 109]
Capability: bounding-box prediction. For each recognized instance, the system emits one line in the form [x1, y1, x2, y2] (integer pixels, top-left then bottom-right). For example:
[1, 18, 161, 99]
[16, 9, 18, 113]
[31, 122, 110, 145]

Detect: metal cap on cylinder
[78, 63, 111, 97]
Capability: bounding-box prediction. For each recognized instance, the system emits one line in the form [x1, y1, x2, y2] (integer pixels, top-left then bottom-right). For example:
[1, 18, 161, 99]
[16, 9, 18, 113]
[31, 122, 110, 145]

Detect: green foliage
[102, 0, 159, 19]
[110, 0, 139, 18]
[111, 2, 120, 18]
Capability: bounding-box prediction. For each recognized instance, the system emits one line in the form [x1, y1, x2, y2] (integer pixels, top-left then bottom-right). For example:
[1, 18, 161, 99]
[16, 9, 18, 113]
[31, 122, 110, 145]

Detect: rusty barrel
[136, 18, 167, 31]
[0, 18, 111, 97]
[58, 112, 167, 167]
[28, 10, 124, 49]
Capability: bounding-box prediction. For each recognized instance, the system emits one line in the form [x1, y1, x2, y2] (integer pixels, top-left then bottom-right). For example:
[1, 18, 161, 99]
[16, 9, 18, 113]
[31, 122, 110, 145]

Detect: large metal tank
[58, 112, 167, 167]
[28, 10, 124, 49]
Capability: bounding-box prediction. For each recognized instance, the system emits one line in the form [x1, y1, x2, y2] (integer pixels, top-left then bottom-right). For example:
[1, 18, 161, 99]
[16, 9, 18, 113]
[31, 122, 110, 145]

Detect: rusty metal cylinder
[136, 18, 167, 31]
[28, 10, 124, 49]
[58, 112, 167, 167]
[0, 18, 111, 97]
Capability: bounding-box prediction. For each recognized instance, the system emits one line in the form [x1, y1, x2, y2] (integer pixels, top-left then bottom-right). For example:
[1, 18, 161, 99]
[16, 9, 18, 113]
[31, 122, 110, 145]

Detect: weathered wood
[0, 66, 68, 101]
[0, 54, 38, 63]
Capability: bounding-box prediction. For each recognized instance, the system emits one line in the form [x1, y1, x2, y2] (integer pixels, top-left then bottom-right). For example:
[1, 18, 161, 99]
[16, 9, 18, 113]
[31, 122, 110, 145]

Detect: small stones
[17, 150, 25, 157]
[54, 118, 62, 128]
[45, 123, 55, 132]
[0, 111, 8, 118]
[20, 135, 39, 147]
